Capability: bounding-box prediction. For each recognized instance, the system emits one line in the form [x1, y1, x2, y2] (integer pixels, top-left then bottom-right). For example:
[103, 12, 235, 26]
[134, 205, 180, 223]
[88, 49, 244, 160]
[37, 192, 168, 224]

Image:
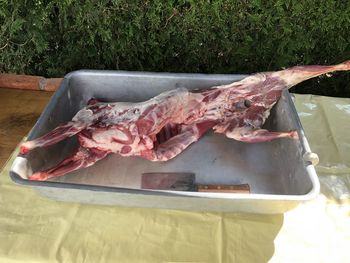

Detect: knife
[141, 173, 250, 193]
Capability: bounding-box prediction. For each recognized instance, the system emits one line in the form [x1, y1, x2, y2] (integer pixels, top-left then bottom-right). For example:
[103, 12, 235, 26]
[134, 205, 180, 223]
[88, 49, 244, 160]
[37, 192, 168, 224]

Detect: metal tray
[9, 70, 320, 213]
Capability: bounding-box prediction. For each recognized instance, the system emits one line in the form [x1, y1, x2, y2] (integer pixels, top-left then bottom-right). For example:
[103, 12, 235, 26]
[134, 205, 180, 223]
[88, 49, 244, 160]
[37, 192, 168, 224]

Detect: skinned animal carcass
[21, 61, 350, 180]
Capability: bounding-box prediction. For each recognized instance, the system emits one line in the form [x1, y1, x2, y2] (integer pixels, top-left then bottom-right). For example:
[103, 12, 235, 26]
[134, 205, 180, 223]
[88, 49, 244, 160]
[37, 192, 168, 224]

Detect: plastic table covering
[0, 94, 349, 263]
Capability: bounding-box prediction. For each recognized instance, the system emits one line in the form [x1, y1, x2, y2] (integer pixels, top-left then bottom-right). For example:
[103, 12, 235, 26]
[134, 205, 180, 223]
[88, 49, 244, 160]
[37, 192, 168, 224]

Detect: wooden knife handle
[197, 184, 250, 193]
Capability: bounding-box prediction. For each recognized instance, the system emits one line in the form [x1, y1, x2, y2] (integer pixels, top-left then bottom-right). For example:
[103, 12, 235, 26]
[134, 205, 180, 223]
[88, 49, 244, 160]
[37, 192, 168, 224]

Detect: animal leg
[225, 128, 298, 143]
[276, 60, 350, 88]
[28, 147, 109, 181]
[145, 122, 214, 161]
[20, 121, 86, 154]
[153, 129, 199, 161]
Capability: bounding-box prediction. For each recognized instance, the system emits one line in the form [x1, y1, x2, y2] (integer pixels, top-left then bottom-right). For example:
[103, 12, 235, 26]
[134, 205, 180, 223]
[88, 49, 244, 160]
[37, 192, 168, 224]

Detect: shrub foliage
[1, 0, 350, 96]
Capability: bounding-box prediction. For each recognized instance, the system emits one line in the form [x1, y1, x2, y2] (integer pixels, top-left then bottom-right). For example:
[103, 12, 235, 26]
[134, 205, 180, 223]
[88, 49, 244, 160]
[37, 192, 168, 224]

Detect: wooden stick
[0, 74, 63, 91]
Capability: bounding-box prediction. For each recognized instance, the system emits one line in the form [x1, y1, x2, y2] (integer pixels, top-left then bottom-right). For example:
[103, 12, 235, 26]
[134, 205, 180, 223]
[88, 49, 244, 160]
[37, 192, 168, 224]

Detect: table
[0, 90, 349, 262]
[0, 88, 52, 167]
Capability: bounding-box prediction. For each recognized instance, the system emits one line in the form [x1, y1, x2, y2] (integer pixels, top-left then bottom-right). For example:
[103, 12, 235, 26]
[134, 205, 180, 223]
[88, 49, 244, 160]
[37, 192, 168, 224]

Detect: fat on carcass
[20, 61, 350, 180]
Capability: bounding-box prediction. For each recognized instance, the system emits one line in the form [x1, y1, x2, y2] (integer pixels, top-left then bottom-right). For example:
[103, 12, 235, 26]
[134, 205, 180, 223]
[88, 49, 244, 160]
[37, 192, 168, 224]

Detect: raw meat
[21, 61, 350, 180]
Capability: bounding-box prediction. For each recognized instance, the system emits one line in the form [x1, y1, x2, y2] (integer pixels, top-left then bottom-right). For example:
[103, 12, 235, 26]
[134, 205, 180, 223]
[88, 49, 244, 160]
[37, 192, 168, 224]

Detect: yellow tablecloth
[0, 94, 349, 263]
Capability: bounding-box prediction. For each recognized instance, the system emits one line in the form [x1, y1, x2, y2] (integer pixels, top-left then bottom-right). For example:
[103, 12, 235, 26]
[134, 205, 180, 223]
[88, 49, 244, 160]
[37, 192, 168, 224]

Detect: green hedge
[1, 0, 350, 97]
